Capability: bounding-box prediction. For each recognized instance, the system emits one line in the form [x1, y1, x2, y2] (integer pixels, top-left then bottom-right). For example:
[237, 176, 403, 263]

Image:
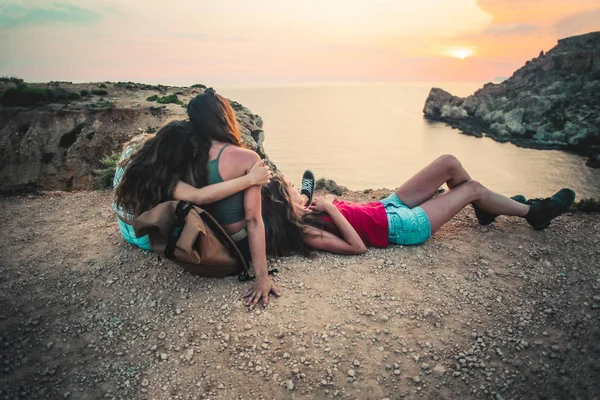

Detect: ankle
[301, 194, 309, 206]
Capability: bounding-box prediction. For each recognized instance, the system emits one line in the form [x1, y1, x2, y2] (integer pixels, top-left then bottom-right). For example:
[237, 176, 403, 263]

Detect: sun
[443, 46, 476, 60]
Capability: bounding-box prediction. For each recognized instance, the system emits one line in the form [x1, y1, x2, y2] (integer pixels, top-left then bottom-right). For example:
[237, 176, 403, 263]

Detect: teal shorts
[379, 193, 431, 246]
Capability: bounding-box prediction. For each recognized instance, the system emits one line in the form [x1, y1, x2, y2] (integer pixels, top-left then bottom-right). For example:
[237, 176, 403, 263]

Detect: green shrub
[80, 89, 89, 96]
[156, 94, 183, 105]
[52, 88, 80, 101]
[94, 152, 121, 188]
[48, 81, 72, 87]
[191, 83, 206, 89]
[0, 76, 24, 84]
[97, 100, 115, 109]
[570, 198, 600, 213]
[315, 178, 348, 196]
[91, 89, 108, 96]
[146, 94, 183, 105]
[0, 84, 79, 107]
[142, 84, 166, 91]
[98, 83, 107, 88]
[116, 81, 142, 88]
[0, 84, 50, 106]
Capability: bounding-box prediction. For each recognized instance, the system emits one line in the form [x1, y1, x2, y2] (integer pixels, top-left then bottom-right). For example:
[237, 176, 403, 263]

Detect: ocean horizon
[218, 82, 600, 199]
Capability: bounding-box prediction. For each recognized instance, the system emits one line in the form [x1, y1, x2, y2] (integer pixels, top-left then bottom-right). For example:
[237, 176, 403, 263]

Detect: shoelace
[301, 178, 313, 192]
[528, 197, 564, 214]
[525, 198, 544, 205]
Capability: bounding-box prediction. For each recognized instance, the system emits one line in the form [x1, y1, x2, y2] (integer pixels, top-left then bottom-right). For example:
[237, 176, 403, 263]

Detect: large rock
[0, 83, 275, 191]
[423, 31, 600, 167]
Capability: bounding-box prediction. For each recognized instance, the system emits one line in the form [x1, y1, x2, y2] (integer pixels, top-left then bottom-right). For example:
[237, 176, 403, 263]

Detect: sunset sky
[0, 0, 598, 85]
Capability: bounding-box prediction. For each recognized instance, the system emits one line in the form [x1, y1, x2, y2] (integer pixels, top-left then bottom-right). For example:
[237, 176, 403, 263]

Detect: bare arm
[303, 198, 367, 255]
[240, 155, 280, 307]
[172, 160, 270, 205]
[244, 185, 269, 275]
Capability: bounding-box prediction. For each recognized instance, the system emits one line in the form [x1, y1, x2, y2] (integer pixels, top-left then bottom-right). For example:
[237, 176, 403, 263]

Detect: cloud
[483, 23, 539, 36]
[554, 7, 600, 37]
[175, 33, 209, 40]
[0, 2, 101, 28]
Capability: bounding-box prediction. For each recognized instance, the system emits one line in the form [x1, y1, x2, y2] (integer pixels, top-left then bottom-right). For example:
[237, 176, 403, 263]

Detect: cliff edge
[0, 81, 272, 191]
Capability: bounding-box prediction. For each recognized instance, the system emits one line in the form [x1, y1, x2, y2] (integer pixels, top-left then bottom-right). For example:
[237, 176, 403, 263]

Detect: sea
[218, 82, 600, 199]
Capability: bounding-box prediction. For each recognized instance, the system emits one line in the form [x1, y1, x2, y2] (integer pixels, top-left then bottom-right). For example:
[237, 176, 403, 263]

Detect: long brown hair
[261, 175, 329, 257]
[187, 88, 242, 187]
[114, 120, 194, 217]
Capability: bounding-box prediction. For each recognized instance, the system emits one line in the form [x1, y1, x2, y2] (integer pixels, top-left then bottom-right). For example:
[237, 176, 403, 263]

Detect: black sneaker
[472, 195, 527, 225]
[525, 188, 575, 230]
[300, 170, 315, 206]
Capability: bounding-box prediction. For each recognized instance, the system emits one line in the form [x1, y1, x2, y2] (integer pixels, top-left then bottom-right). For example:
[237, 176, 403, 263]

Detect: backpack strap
[198, 207, 252, 278]
[164, 201, 194, 260]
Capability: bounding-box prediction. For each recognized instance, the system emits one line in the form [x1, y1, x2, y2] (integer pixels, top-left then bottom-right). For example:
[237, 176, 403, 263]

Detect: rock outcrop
[423, 31, 600, 167]
[0, 82, 272, 191]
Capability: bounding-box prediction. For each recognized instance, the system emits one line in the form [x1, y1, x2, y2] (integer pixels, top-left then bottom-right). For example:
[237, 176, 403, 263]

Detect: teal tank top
[206, 144, 246, 225]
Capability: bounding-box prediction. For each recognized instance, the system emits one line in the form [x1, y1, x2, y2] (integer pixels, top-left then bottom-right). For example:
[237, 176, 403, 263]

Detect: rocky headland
[423, 31, 600, 168]
[0, 80, 270, 192]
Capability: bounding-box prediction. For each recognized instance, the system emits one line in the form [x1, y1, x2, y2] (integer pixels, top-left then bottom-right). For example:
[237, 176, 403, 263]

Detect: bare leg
[420, 180, 530, 234]
[300, 194, 309, 206]
[395, 154, 472, 208]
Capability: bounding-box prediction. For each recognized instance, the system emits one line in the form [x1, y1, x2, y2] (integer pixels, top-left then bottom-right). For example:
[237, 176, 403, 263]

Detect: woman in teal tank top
[187, 88, 280, 308]
[115, 88, 280, 308]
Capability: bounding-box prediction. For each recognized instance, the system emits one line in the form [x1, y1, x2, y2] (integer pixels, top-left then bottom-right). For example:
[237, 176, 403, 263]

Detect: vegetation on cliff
[0, 83, 80, 107]
[146, 94, 184, 106]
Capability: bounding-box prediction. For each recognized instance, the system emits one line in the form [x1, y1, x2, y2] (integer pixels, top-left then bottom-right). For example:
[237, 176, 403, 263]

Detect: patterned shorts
[379, 193, 431, 246]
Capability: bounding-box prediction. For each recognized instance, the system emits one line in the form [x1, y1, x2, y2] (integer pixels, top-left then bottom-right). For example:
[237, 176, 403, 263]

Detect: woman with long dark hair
[261, 155, 575, 255]
[186, 88, 280, 307]
[113, 120, 271, 252]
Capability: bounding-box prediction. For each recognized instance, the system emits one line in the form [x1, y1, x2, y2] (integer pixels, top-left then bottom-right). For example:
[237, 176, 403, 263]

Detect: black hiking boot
[472, 195, 527, 225]
[525, 188, 575, 230]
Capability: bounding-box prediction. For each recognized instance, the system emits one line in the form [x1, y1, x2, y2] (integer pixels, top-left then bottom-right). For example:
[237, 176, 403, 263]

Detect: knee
[464, 180, 487, 199]
[437, 154, 462, 172]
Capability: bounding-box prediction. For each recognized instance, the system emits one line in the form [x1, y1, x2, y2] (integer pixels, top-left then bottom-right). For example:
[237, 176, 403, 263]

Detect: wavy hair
[114, 120, 194, 217]
[187, 88, 242, 187]
[261, 175, 330, 257]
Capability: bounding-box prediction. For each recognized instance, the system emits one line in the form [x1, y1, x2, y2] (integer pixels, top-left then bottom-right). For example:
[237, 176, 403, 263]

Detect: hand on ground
[243, 276, 281, 308]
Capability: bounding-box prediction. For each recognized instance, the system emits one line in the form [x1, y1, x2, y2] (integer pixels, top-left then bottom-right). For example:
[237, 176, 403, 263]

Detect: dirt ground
[0, 189, 599, 400]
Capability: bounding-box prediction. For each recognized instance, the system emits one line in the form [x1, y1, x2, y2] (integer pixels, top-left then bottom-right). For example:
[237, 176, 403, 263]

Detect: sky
[0, 0, 599, 85]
